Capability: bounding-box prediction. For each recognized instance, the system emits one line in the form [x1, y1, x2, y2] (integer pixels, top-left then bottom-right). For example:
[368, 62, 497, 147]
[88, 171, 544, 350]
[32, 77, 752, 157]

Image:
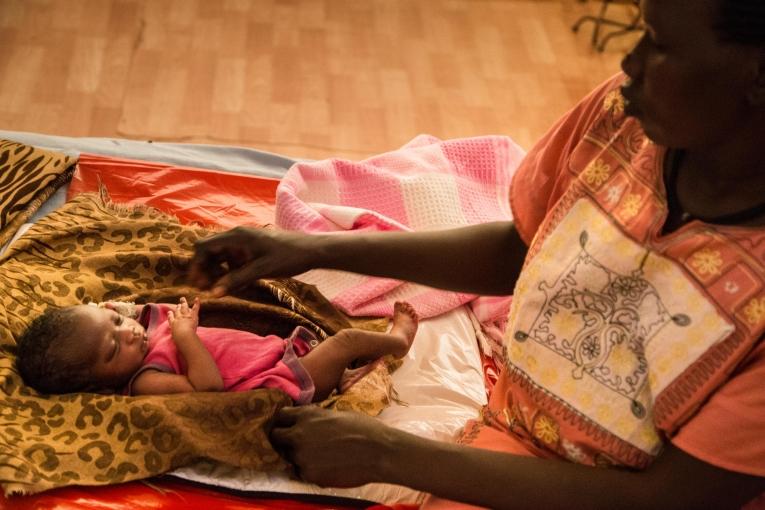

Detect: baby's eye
[113, 315, 123, 326]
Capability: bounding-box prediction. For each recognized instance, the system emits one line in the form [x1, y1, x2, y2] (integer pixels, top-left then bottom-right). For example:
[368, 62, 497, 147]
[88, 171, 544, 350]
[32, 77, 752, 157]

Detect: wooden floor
[0, 0, 640, 160]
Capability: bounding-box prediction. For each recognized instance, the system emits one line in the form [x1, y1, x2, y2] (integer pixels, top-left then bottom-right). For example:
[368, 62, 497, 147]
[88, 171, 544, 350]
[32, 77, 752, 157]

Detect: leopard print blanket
[0, 139, 75, 249]
[0, 191, 394, 495]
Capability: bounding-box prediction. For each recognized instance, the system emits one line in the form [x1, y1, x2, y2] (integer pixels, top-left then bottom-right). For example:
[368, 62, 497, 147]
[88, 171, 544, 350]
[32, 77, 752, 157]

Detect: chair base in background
[572, 0, 642, 52]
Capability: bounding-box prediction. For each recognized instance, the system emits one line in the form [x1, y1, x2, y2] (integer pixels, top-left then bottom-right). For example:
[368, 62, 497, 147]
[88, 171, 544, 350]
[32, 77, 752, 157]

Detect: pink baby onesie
[127, 303, 317, 404]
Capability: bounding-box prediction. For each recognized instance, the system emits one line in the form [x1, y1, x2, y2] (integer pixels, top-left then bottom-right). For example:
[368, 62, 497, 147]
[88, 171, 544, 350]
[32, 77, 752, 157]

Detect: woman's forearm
[313, 221, 527, 295]
[190, 222, 526, 296]
[376, 429, 763, 510]
[270, 408, 764, 509]
[379, 433, 622, 510]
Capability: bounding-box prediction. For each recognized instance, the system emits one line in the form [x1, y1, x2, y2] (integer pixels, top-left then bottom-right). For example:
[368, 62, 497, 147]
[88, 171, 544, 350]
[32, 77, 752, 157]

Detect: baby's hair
[15, 307, 93, 394]
[718, 0, 765, 46]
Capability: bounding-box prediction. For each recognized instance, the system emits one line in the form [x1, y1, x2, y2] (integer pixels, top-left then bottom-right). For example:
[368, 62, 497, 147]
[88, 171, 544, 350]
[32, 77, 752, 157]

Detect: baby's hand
[167, 297, 200, 339]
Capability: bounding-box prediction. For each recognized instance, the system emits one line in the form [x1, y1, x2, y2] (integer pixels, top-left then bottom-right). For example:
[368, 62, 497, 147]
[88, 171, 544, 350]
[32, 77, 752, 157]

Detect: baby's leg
[299, 302, 418, 401]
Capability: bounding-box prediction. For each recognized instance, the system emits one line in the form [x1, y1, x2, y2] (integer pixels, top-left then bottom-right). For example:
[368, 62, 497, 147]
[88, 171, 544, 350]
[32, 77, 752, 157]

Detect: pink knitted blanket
[276, 135, 525, 328]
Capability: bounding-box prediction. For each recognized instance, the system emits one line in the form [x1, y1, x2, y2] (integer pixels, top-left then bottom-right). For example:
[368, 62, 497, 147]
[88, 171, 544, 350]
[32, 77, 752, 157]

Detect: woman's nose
[621, 34, 645, 80]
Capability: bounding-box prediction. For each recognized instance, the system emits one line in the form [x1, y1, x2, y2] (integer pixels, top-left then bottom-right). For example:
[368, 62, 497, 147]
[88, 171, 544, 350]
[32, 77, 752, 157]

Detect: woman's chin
[625, 106, 658, 141]
[635, 119, 668, 146]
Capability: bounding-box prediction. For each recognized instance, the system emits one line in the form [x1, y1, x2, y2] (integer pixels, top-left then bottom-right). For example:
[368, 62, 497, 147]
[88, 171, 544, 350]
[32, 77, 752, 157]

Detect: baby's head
[16, 304, 149, 394]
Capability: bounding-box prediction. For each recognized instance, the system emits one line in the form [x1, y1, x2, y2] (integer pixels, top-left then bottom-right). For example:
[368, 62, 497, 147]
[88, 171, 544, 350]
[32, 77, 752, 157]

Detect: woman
[189, 0, 765, 507]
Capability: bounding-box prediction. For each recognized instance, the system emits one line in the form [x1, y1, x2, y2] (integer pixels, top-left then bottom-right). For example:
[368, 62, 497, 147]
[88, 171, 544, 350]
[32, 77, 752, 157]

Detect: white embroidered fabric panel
[506, 199, 734, 454]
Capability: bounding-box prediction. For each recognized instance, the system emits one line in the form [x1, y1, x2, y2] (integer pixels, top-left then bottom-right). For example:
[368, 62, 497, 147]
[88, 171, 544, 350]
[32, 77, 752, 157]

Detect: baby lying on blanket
[15, 297, 418, 401]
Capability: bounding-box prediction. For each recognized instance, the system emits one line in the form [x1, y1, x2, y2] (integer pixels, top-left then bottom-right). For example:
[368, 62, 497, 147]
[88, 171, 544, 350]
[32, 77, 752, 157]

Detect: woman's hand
[188, 227, 320, 297]
[167, 297, 200, 340]
[270, 406, 396, 488]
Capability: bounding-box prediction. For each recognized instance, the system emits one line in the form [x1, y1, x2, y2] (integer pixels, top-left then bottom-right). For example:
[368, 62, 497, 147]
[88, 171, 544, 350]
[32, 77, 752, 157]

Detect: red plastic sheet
[68, 153, 280, 228]
[0, 477, 415, 509]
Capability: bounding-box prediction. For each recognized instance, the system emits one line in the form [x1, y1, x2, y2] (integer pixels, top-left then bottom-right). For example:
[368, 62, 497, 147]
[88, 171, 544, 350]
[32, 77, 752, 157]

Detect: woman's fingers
[273, 405, 303, 427]
[269, 426, 291, 449]
[269, 409, 298, 460]
[188, 234, 235, 288]
[270, 406, 319, 451]
[268, 407, 384, 487]
[210, 261, 265, 297]
[190, 227, 313, 295]
[189, 228, 260, 289]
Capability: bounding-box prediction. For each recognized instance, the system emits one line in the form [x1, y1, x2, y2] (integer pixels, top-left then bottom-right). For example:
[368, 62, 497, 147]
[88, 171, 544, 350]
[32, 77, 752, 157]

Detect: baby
[15, 297, 418, 403]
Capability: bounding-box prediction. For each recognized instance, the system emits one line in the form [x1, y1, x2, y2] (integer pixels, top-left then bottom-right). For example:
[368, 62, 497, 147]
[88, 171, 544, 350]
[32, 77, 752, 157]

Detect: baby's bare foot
[389, 301, 418, 358]
[336, 302, 419, 373]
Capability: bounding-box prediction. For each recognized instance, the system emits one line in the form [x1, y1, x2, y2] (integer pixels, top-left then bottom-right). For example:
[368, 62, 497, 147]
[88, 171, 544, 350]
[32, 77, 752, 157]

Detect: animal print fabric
[0, 140, 75, 249]
[0, 191, 394, 495]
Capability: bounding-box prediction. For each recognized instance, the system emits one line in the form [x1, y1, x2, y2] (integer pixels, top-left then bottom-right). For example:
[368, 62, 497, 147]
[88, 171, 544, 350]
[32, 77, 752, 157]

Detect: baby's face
[71, 305, 149, 389]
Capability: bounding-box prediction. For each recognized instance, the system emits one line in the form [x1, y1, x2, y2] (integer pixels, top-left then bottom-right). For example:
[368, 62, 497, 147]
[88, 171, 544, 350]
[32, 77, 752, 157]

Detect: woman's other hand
[188, 227, 319, 297]
[270, 406, 394, 488]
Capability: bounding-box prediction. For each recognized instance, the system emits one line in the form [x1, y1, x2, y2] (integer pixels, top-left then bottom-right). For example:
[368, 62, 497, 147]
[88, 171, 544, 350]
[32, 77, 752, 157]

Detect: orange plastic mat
[0, 477, 417, 509]
[68, 153, 280, 228]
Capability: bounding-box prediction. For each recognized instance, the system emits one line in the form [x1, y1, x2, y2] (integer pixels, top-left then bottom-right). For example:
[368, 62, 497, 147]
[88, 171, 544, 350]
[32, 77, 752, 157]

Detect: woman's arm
[270, 406, 765, 510]
[189, 221, 528, 297]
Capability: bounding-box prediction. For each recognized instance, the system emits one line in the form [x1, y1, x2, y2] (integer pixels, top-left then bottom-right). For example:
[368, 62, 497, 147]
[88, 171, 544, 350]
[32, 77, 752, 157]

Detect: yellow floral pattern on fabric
[583, 159, 612, 188]
[743, 297, 765, 328]
[533, 414, 560, 446]
[619, 193, 642, 220]
[689, 248, 724, 277]
[603, 89, 625, 114]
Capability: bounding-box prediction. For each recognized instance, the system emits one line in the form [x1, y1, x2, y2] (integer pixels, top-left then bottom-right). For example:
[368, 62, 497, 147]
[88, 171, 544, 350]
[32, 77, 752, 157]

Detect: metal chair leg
[572, 0, 611, 46]
[572, 0, 642, 51]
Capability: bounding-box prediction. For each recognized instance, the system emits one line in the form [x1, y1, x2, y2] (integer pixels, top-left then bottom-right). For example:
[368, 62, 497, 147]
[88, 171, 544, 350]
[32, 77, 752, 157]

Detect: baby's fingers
[167, 310, 176, 325]
[177, 297, 190, 313]
[190, 297, 200, 312]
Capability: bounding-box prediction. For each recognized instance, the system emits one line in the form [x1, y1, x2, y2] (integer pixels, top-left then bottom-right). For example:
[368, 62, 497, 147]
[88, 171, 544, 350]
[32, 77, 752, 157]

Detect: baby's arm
[166, 297, 223, 392]
[130, 297, 223, 395]
[131, 369, 196, 394]
[133, 298, 223, 394]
